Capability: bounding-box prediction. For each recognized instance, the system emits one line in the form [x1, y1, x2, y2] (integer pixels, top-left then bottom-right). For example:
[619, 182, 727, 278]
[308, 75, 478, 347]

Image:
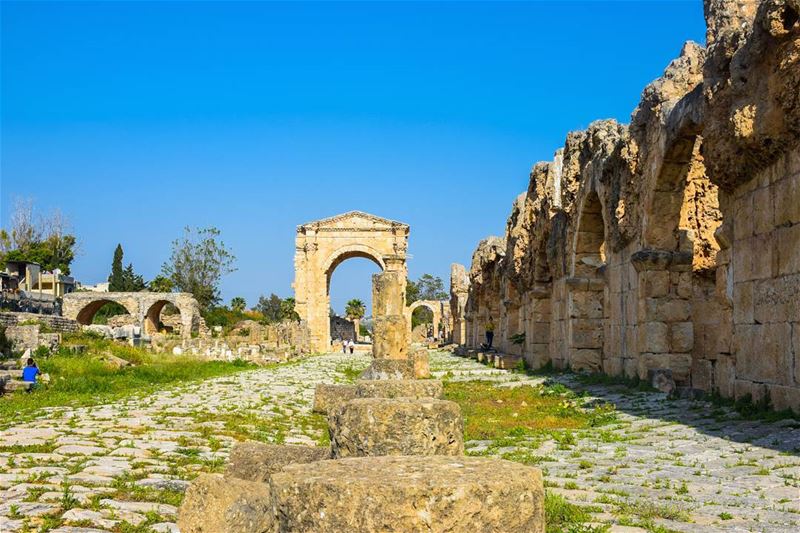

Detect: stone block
[637, 321, 669, 353]
[529, 322, 550, 344]
[178, 474, 275, 533]
[734, 193, 754, 239]
[751, 233, 776, 279]
[312, 383, 357, 415]
[735, 323, 792, 385]
[568, 349, 601, 373]
[225, 442, 330, 483]
[570, 324, 603, 349]
[733, 281, 754, 324]
[569, 291, 604, 319]
[269, 455, 544, 533]
[372, 271, 406, 316]
[752, 185, 774, 235]
[372, 315, 408, 360]
[328, 397, 463, 458]
[691, 359, 713, 391]
[668, 353, 692, 383]
[774, 173, 800, 226]
[410, 348, 430, 378]
[669, 322, 694, 353]
[645, 297, 692, 323]
[354, 379, 443, 400]
[714, 355, 736, 398]
[639, 270, 670, 298]
[734, 379, 768, 404]
[359, 358, 415, 380]
[777, 224, 800, 275]
[602, 356, 623, 376]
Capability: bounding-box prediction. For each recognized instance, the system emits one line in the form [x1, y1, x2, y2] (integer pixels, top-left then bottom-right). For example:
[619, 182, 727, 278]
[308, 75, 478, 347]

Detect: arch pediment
[298, 211, 409, 233]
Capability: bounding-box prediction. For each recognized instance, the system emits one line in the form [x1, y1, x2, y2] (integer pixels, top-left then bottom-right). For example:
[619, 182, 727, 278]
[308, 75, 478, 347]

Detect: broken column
[371, 269, 408, 360]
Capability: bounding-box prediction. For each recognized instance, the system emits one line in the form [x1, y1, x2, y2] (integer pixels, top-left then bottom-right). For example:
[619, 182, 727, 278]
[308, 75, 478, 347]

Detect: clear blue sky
[1, 1, 706, 314]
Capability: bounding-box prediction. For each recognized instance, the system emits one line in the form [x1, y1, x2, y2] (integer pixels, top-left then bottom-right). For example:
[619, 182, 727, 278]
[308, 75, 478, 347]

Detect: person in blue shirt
[22, 358, 40, 384]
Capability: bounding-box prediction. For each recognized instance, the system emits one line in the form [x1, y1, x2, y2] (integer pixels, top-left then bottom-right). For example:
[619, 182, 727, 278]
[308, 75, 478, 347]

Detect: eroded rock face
[269, 456, 544, 533]
[354, 379, 443, 400]
[178, 474, 275, 533]
[328, 397, 464, 458]
[225, 442, 330, 483]
[311, 383, 357, 415]
[454, 0, 800, 411]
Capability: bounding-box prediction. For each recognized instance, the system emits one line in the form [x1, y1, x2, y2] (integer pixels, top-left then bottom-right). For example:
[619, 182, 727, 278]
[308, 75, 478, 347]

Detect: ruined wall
[453, 0, 800, 411]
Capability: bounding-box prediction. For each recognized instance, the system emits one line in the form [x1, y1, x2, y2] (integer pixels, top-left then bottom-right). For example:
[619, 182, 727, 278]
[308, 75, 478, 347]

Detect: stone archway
[293, 211, 409, 353]
[405, 300, 445, 341]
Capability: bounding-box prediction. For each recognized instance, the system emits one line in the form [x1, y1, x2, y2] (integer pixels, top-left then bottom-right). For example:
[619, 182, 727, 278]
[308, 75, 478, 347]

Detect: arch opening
[328, 256, 382, 345]
[144, 300, 181, 335]
[573, 191, 607, 278]
[76, 299, 132, 326]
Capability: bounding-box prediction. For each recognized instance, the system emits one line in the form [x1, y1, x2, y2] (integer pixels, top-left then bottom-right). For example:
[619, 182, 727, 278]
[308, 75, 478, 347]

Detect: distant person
[22, 358, 40, 385]
[341, 339, 347, 354]
[348, 339, 355, 354]
[485, 318, 495, 349]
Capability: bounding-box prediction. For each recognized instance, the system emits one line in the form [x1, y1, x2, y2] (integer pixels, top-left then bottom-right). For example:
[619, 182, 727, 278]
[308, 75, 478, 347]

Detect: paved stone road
[0, 351, 798, 532]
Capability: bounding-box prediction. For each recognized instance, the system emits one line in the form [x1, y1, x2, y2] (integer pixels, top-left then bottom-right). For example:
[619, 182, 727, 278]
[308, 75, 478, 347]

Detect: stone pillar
[632, 249, 694, 386]
[525, 285, 552, 370]
[372, 271, 408, 360]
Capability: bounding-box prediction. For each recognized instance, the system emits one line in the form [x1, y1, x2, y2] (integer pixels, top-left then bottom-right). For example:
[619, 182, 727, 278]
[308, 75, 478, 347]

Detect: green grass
[444, 380, 616, 440]
[0, 335, 258, 421]
[545, 492, 608, 533]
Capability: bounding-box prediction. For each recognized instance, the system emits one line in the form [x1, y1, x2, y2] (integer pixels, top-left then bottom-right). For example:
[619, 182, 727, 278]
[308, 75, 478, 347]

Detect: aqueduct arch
[62, 292, 202, 339]
[294, 211, 409, 353]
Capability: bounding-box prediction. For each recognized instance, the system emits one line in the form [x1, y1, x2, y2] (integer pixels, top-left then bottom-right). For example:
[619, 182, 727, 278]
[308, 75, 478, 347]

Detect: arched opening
[326, 253, 383, 347]
[410, 304, 435, 341]
[572, 191, 606, 278]
[144, 300, 181, 335]
[76, 299, 133, 326]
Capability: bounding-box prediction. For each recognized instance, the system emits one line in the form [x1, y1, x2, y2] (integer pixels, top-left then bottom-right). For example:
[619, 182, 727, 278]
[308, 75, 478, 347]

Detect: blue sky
[1, 1, 706, 314]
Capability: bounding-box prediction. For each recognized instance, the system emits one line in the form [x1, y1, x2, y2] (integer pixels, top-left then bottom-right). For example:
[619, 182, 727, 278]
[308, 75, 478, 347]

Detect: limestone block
[269, 455, 544, 533]
[359, 358, 414, 380]
[639, 270, 670, 298]
[767, 384, 800, 414]
[734, 379, 768, 404]
[410, 348, 430, 378]
[735, 323, 792, 385]
[714, 355, 736, 398]
[328, 397, 463, 458]
[372, 315, 408, 360]
[570, 324, 603, 349]
[178, 474, 275, 533]
[637, 322, 669, 353]
[774, 173, 800, 226]
[312, 383, 357, 415]
[225, 442, 330, 483]
[644, 297, 692, 323]
[733, 281, 754, 324]
[568, 349, 601, 373]
[355, 379, 443, 400]
[777, 224, 800, 275]
[669, 322, 694, 353]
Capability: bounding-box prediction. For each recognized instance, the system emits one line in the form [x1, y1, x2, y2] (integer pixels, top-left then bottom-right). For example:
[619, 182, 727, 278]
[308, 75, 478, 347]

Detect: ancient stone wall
[453, 0, 800, 411]
[0, 312, 79, 333]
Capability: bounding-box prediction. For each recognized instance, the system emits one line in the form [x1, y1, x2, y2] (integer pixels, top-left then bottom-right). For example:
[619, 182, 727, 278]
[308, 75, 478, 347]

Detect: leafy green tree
[108, 244, 125, 291]
[161, 226, 236, 310]
[406, 274, 447, 304]
[255, 293, 283, 323]
[230, 297, 246, 312]
[0, 200, 77, 274]
[345, 299, 366, 320]
[148, 275, 174, 293]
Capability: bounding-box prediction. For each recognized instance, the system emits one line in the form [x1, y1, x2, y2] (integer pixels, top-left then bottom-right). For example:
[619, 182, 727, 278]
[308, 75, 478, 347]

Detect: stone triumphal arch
[293, 211, 409, 353]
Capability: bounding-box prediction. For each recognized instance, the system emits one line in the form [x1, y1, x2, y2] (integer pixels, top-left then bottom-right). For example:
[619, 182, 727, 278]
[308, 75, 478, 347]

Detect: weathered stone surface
[354, 379, 443, 400]
[410, 347, 431, 378]
[269, 455, 544, 533]
[358, 358, 415, 380]
[311, 383, 357, 414]
[329, 397, 463, 458]
[178, 474, 275, 533]
[225, 442, 330, 483]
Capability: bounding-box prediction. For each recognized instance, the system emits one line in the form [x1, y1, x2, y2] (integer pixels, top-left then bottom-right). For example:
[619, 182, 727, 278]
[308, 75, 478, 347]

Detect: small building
[1, 260, 76, 300]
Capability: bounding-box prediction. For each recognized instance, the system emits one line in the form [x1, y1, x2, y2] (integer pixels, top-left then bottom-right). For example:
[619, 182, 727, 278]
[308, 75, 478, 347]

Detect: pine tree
[108, 244, 124, 291]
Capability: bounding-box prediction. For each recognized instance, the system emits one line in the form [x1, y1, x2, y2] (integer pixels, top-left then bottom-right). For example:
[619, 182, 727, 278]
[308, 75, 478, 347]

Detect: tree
[161, 226, 236, 310]
[122, 264, 146, 292]
[108, 244, 125, 291]
[0, 199, 78, 274]
[406, 274, 447, 304]
[280, 297, 300, 322]
[255, 293, 283, 323]
[345, 299, 366, 320]
[148, 275, 174, 293]
[230, 296, 246, 312]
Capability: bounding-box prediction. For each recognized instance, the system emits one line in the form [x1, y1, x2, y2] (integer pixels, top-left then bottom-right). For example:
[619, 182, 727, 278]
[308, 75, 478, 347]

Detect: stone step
[0, 369, 24, 379]
[2, 379, 33, 393]
[495, 354, 523, 370]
